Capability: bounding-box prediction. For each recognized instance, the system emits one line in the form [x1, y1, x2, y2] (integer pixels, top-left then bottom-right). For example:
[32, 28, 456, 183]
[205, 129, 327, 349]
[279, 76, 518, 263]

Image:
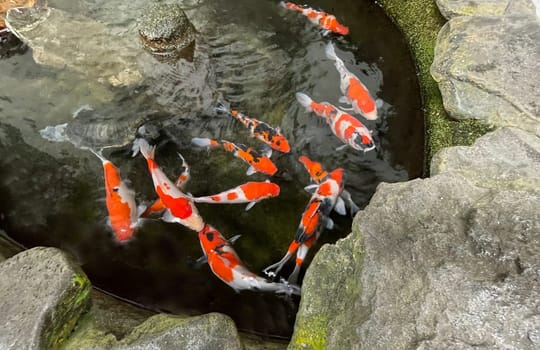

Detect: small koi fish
[326, 42, 379, 120]
[88, 149, 141, 242]
[191, 137, 278, 176]
[263, 168, 346, 282]
[142, 152, 190, 217]
[191, 181, 280, 211]
[296, 92, 375, 152]
[132, 139, 205, 232]
[299, 155, 359, 215]
[280, 1, 349, 35]
[216, 101, 291, 153]
[198, 224, 300, 295]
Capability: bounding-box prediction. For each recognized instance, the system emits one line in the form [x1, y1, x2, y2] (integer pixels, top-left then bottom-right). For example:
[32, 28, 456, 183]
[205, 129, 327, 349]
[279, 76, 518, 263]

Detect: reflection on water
[0, 0, 423, 338]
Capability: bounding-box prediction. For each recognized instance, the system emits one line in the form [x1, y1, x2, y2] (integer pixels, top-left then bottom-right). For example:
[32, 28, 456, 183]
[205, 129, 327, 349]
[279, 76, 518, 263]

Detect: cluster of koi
[90, 2, 379, 296]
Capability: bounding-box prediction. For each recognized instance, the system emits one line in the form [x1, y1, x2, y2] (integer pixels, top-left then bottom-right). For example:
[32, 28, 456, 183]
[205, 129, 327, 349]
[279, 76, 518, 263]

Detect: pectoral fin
[246, 166, 257, 176]
[304, 184, 318, 193]
[245, 201, 257, 211]
[325, 218, 334, 230]
[338, 96, 351, 104]
[336, 144, 348, 151]
[229, 235, 242, 244]
[334, 197, 347, 216]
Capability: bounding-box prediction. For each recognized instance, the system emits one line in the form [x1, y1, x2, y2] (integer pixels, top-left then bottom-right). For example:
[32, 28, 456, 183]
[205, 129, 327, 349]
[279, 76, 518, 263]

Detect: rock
[0, 247, 92, 349]
[431, 15, 540, 136]
[434, 0, 538, 19]
[0, 0, 35, 29]
[290, 127, 540, 349]
[5, 6, 142, 86]
[116, 313, 243, 350]
[138, 3, 196, 61]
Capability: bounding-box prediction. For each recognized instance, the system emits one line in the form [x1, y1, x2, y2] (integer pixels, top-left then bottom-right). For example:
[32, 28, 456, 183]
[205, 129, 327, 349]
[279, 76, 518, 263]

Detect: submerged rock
[431, 15, 540, 136]
[0, 247, 92, 350]
[138, 3, 196, 61]
[291, 127, 540, 349]
[5, 6, 142, 86]
[0, 0, 36, 29]
[435, 0, 538, 19]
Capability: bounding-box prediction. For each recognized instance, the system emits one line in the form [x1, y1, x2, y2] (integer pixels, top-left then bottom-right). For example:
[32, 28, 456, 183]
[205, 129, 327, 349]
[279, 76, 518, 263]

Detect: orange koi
[89, 149, 140, 242]
[191, 137, 278, 176]
[191, 181, 280, 211]
[216, 101, 291, 153]
[132, 139, 205, 232]
[198, 224, 300, 294]
[280, 1, 349, 35]
[326, 42, 379, 120]
[142, 152, 190, 217]
[296, 92, 375, 152]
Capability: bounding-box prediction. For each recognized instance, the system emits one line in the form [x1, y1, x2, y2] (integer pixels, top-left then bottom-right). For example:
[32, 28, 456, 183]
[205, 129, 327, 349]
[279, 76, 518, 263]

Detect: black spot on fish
[207, 232, 214, 241]
[113, 187, 119, 192]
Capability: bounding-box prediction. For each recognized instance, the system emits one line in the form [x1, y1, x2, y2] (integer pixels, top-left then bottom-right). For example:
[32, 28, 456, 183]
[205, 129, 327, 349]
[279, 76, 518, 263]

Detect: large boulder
[290, 127, 540, 349]
[0, 247, 92, 350]
[430, 15, 540, 136]
[435, 0, 538, 19]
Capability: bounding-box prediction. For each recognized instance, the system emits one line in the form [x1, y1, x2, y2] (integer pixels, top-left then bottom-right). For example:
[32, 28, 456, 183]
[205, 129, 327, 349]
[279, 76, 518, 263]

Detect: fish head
[113, 225, 136, 242]
[351, 131, 375, 152]
[334, 24, 349, 35]
[256, 157, 278, 176]
[273, 136, 291, 153]
[198, 224, 226, 253]
[299, 155, 327, 183]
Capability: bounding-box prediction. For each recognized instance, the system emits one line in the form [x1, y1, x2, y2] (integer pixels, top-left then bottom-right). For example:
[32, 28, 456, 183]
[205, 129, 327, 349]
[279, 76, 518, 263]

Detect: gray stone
[0, 247, 92, 350]
[435, 0, 538, 19]
[116, 313, 243, 350]
[5, 6, 142, 86]
[431, 127, 540, 192]
[430, 15, 540, 136]
[290, 128, 540, 350]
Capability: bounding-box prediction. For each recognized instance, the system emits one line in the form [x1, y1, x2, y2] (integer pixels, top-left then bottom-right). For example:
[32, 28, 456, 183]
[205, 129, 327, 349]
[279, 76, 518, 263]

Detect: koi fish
[263, 168, 345, 282]
[296, 92, 375, 152]
[132, 139, 205, 232]
[325, 42, 379, 120]
[216, 101, 291, 153]
[280, 1, 349, 35]
[142, 152, 190, 217]
[299, 155, 359, 215]
[88, 149, 141, 242]
[191, 181, 280, 211]
[191, 137, 278, 176]
[198, 224, 300, 295]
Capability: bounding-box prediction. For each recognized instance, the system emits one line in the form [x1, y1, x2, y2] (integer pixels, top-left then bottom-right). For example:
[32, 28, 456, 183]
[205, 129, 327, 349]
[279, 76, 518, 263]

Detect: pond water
[0, 0, 423, 339]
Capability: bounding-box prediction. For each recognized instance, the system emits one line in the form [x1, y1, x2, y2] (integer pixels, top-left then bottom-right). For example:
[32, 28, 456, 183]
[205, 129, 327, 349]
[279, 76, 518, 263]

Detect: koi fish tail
[191, 137, 220, 149]
[295, 92, 314, 112]
[262, 252, 292, 278]
[87, 148, 108, 164]
[132, 138, 155, 160]
[215, 100, 232, 114]
[271, 279, 301, 296]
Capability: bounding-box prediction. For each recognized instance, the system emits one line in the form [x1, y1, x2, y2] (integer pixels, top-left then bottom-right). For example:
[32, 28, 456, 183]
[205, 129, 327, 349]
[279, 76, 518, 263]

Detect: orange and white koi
[142, 152, 190, 217]
[263, 168, 345, 282]
[325, 42, 379, 120]
[296, 92, 375, 152]
[299, 155, 359, 215]
[191, 181, 280, 211]
[198, 224, 300, 295]
[191, 137, 278, 176]
[132, 139, 205, 232]
[280, 1, 349, 35]
[89, 149, 141, 242]
[216, 101, 291, 153]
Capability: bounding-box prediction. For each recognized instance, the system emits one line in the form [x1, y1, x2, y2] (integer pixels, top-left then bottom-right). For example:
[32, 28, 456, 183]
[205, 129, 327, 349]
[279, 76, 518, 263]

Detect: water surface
[0, 0, 423, 338]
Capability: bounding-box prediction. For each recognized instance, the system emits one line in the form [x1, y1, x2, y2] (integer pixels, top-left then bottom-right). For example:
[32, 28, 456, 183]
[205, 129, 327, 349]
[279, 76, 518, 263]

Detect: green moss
[289, 315, 328, 350]
[375, 0, 491, 173]
[72, 274, 91, 305]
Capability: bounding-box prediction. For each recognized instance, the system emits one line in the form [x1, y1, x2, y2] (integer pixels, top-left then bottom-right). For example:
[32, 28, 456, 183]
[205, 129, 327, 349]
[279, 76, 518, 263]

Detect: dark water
[0, 0, 423, 339]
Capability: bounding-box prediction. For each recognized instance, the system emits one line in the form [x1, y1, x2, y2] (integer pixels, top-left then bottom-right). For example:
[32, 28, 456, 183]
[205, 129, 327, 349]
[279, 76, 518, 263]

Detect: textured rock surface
[435, 0, 538, 19]
[290, 127, 540, 349]
[431, 15, 540, 136]
[5, 6, 142, 86]
[0, 247, 92, 349]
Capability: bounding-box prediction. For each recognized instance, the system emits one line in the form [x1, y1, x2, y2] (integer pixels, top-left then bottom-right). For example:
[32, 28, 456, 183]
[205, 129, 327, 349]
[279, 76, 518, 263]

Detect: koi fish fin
[161, 209, 179, 224]
[325, 41, 338, 61]
[334, 197, 347, 216]
[288, 265, 301, 285]
[228, 234, 242, 244]
[137, 203, 148, 218]
[320, 29, 331, 37]
[338, 96, 351, 105]
[132, 138, 155, 159]
[191, 137, 215, 148]
[336, 144, 348, 151]
[263, 252, 292, 278]
[339, 105, 355, 111]
[193, 255, 208, 268]
[326, 217, 334, 230]
[246, 166, 257, 176]
[260, 145, 272, 158]
[304, 184, 318, 193]
[341, 190, 360, 216]
[295, 92, 313, 112]
[376, 98, 384, 108]
[245, 201, 258, 211]
[215, 99, 232, 114]
[87, 148, 108, 163]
